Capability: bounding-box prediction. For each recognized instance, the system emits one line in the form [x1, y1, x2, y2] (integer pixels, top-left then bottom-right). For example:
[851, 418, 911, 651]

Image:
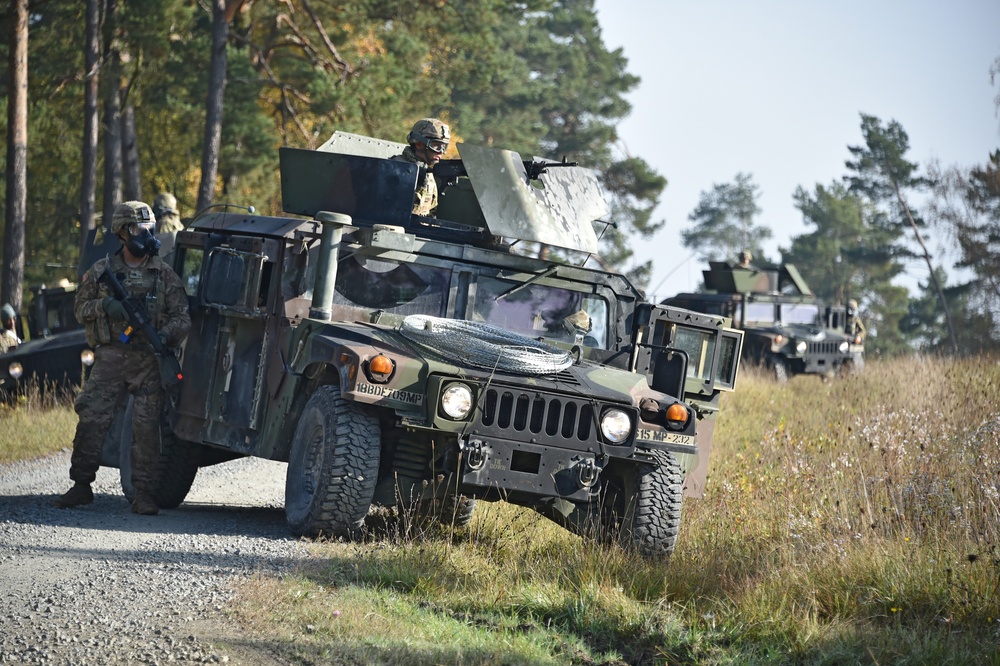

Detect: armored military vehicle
[0, 282, 93, 398]
[106, 133, 743, 557]
[662, 260, 864, 382]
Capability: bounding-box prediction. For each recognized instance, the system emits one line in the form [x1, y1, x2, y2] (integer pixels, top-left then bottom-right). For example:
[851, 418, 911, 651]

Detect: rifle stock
[99, 268, 183, 388]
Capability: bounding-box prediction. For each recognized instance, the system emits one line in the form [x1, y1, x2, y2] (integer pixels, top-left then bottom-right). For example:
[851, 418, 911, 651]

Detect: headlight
[8, 361, 23, 379]
[81, 349, 95, 366]
[600, 408, 632, 443]
[839, 341, 849, 354]
[440, 383, 474, 420]
[795, 341, 808, 354]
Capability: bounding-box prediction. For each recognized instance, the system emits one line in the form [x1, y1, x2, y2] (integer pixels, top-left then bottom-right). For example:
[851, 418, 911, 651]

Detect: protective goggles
[127, 220, 156, 236]
[425, 140, 449, 155]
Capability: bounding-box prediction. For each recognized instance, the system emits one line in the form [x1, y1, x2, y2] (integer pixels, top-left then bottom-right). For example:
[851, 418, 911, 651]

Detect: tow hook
[577, 458, 599, 488]
[465, 438, 487, 471]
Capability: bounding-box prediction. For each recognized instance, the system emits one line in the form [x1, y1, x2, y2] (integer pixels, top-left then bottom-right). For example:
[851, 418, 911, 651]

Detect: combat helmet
[111, 201, 156, 235]
[407, 118, 450, 150]
[152, 192, 178, 218]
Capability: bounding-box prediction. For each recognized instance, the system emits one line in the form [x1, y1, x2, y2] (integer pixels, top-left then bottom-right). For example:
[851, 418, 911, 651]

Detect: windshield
[780, 303, 820, 325]
[328, 255, 609, 348]
[474, 277, 608, 348]
[744, 302, 775, 324]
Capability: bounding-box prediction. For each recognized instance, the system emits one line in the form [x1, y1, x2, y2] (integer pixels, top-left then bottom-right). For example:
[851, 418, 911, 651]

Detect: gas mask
[124, 221, 161, 257]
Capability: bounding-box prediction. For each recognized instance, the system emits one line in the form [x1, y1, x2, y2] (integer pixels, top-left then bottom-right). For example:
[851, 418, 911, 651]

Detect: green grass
[6, 357, 1000, 664]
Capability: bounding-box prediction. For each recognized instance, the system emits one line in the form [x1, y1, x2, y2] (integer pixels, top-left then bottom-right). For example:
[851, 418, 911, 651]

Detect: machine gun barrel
[524, 157, 578, 181]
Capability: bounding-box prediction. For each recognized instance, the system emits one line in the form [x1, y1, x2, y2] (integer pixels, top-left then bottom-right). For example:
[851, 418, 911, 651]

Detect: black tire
[150, 430, 202, 509]
[449, 496, 477, 528]
[118, 400, 137, 503]
[118, 398, 201, 508]
[285, 385, 381, 538]
[600, 449, 685, 558]
[768, 355, 789, 383]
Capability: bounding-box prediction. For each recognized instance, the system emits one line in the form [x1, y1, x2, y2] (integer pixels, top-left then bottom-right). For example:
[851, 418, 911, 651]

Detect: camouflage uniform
[153, 193, 184, 233]
[69, 250, 190, 496]
[392, 118, 450, 217]
[393, 146, 439, 216]
[0, 304, 18, 353]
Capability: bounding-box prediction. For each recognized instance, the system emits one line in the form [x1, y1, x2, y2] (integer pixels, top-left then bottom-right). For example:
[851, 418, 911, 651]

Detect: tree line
[2, 1, 997, 357]
[0, 0, 666, 312]
[681, 108, 1000, 357]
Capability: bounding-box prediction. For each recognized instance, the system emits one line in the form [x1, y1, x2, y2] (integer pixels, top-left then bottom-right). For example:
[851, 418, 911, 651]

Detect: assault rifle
[100, 268, 183, 388]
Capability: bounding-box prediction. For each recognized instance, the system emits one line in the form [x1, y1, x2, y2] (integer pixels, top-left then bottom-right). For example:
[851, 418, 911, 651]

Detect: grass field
[5, 357, 999, 664]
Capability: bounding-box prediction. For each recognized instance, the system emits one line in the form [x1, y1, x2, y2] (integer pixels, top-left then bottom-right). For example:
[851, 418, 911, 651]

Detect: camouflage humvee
[108, 133, 743, 557]
[663, 260, 864, 382]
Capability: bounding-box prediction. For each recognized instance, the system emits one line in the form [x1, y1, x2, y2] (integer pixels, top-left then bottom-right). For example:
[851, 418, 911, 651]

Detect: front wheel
[550, 450, 684, 558]
[285, 385, 381, 538]
[767, 354, 789, 383]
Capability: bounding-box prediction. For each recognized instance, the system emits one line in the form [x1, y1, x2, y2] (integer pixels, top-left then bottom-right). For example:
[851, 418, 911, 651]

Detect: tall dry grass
[0, 381, 77, 464]
[232, 355, 1000, 664]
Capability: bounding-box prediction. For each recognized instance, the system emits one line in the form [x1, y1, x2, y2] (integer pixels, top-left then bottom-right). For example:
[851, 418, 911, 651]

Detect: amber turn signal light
[369, 354, 394, 376]
[665, 402, 688, 424]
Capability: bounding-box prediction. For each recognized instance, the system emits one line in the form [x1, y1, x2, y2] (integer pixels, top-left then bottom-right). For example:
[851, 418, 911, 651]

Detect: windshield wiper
[494, 266, 559, 301]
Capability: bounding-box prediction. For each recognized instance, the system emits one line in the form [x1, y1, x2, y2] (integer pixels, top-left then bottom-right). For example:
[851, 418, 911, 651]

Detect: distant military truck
[662, 260, 863, 382]
[0, 282, 93, 398]
[106, 133, 743, 557]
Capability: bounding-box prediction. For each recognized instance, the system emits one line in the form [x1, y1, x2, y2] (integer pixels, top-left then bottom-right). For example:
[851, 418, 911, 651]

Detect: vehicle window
[744, 302, 775, 324]
[180, 248, 204, 297]
[473, 277, 609, 349]
[333, 255, 451, 316]
[674, 327, 717, 382]
[780, 303, 820, 325]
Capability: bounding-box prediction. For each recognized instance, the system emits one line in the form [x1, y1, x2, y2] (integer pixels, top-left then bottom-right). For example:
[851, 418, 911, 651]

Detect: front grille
[808, 341, 845, 356]
[476, 387, 597, 446]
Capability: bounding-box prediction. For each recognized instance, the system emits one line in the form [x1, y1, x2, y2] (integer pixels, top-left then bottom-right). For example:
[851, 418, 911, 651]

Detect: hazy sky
[593, 0, 1000, 300]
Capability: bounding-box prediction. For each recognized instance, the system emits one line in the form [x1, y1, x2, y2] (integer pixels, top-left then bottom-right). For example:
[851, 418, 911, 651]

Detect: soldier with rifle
[53, 201, 191, 515]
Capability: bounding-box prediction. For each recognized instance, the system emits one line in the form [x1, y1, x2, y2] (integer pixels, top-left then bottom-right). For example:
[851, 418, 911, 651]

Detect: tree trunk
[80, 0, 101, 258]
[197, 0, 229, 213]
[3, 0, 28, 312]
[893, 182, 959, 355]
[102, 0, 123, 234]
[122, 99, 141, 201]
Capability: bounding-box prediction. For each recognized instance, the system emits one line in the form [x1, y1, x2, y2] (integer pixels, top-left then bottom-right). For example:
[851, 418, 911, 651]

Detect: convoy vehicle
[104, 133, 743, 556]
[0, 282, 93, 398]
[662, 260, 864, 381]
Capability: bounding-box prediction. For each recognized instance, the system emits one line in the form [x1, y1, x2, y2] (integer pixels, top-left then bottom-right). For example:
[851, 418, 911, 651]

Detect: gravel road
[0, 450, 309, 665]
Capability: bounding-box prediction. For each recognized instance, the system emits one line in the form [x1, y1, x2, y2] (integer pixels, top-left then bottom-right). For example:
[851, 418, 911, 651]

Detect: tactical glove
[102, 296, 128, 321]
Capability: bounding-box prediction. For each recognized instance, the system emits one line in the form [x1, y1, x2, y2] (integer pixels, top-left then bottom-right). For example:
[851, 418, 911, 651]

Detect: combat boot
[130, 491, 159, 516]
[52, 482, 94, 508]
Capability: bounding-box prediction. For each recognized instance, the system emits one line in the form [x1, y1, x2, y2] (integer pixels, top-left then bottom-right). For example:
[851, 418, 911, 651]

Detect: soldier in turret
[393, 118, 450, 217]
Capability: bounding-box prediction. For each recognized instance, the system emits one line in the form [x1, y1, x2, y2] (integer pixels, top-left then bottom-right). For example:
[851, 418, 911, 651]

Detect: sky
[592, 0, 1000, 301]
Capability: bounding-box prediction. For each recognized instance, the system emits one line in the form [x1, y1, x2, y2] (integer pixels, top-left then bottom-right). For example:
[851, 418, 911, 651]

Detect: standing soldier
[152, 192, 184, 233]
[393, 118, 450, 217]
[0, 304, 20, 352]
[53, 201, 191, 515]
